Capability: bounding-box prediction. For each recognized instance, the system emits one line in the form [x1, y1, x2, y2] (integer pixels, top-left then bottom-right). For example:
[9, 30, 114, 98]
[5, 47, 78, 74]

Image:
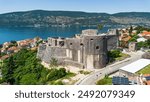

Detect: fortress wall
[83, 36, 108, 69]
[64, 60, 84, 69]
[65, 38, 84, 62]
[37, 44, 46, 59]
[83, 36, 106, 54]
[107, 35, 118, 51]
[42, 46, 66, 64]
[48, 37, 66, 47]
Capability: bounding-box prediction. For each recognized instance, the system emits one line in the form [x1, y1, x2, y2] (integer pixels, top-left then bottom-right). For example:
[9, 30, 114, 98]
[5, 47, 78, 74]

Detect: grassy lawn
[136, 64, 150, 74]
[79, 70, 91, 75]
[48, 72, 76, 85]
[96, 76, 112, 85]
[115, 53, 130, 61]
[61, 72, 76, 79]
[49, 80, 64, 85]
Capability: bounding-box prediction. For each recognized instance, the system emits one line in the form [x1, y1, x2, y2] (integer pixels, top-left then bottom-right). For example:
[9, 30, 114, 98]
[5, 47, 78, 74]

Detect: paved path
[75, 51, 144, 85]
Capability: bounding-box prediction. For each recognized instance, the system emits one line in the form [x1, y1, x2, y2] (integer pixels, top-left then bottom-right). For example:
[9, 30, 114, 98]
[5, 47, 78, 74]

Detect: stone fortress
[37, 29, 118, 69]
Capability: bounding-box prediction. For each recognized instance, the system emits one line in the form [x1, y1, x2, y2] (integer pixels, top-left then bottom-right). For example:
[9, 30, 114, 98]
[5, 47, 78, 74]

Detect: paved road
[75, 51, 144, 85]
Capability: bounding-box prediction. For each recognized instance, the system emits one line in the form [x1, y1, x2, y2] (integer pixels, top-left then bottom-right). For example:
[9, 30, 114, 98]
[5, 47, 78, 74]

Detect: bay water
[0, 26, 110, 44]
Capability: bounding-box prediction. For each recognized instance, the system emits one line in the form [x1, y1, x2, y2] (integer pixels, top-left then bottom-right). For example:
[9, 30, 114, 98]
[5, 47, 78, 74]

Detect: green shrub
[19, 73, 38, 85]
[0, 78, 4, 84]
[47, 68, 67, 81]
[108, 50, 121, 58]
[49, 58, 58, 67]
[96, 76, 112, 85]
[79, 70, 90, 75]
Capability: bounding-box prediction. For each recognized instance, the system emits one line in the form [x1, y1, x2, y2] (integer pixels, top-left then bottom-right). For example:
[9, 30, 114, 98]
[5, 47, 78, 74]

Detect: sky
[0, 0, 150, 14]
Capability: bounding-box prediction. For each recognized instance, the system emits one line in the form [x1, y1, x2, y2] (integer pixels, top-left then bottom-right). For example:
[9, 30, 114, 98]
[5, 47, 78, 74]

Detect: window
[80, 43, 84, 46]
[96, 46, 100, 50]
[90, 39, 93, 41]
[59, 41, 64, 47]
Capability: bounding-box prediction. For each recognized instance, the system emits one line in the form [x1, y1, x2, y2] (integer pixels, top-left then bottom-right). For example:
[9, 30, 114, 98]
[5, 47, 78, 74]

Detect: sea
[0, 26, 111, 44]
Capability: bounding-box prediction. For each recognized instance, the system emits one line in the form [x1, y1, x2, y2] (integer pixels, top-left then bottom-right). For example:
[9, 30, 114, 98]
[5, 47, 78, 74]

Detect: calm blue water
[0, 26, 110, 44]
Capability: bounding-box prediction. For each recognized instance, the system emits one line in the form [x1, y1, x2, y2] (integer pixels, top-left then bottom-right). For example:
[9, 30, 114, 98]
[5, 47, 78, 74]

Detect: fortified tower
[37, 29, 117, 69]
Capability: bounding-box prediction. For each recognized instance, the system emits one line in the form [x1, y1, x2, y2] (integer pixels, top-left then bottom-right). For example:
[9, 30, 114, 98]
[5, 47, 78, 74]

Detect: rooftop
[141, 31, 150, 36]
[144, 74, 150, 77]
[146, 81, 150, 85]
[120, 34, 131, 42]
[120, 59, 150, 74]
[81, 29, 98, 36]
[112, 76, 129, 85]
[7, 46, 18, 51]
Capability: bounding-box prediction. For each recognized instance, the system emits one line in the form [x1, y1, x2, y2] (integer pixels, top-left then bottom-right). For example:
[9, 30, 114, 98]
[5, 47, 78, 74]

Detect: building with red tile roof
[7, 46, 20, 54]
[119, 33, 131, 42]
[17, 39, 35, 48]
[139, 31, 150, 39]
[144, 74, 150, 77]
[146, 81, 150, 85]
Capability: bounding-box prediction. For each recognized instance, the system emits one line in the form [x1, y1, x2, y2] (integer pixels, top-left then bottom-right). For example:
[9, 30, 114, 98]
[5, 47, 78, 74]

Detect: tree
[19, 73, 38, 85]
[147, 39, 150, 48]
[2, 56, 15, 84]
[58, 68, 67, 77]
[129, 34, 138, 42]
[49, 57, 58, 68]
[47, 68, 67, 81]
[129, 26, 133, 34]
[108, 50, 121, 58]
[10, 40, 17, 44]
[137, 39, 150, 50]
[8, 40, 18, 47]
[107, 50, 121, 62]
[97, 24, 103, 32]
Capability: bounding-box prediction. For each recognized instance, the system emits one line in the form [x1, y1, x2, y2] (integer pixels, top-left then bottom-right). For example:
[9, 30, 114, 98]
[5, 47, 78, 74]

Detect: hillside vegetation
[0, 10, 150, 27]
[1, 49, 72, 85]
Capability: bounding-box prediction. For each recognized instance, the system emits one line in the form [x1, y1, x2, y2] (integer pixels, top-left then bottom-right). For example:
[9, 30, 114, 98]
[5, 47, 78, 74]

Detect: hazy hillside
[0, 10, 150, 27]
[110, 12, 150, 25]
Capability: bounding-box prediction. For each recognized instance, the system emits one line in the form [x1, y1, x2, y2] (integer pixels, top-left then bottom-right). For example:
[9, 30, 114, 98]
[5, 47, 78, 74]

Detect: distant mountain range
[0, 10, 150, 27]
